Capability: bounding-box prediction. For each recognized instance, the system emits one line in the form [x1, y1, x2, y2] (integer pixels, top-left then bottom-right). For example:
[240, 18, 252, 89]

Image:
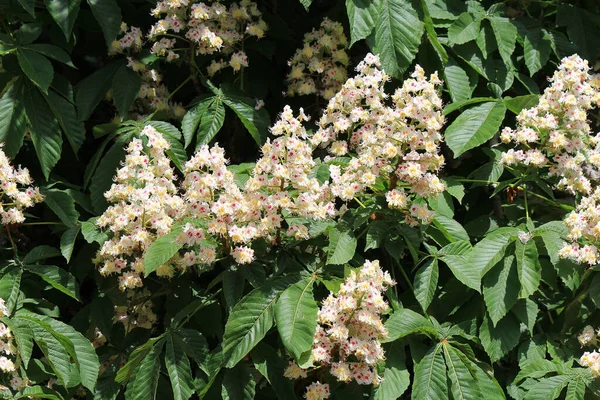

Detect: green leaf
[327, 227, 357, 265]
[470, 227, 517, 276]
[371, 0, 424, 77]
[274, 277, 318, 361]
[129, 339, 164, 400]
[222, 94, 270, 145]
[81, 219, 109, 244]
[472, 362, 506, 399]
[222, 362, 256, 400]
[443, 343, 481, 399]
[27, 43, 75, 67]
[565, 379, 586, 400]
[346, 0, 379, 46]
[17, 0, 36, 16]
[196, 98, 225, 148]
[298, 0, 312, 10]
[177, 329, 209, 375]
[384, 308, 438, 342]
[182, 97, 210, 147]
[116, 336, 163, 384]
[18, 312, 100, 391]
[414, 258, 439, 312]
[0, 79, 27, 158]
[17, 49, 54, 94]
[87, 0, 122, 44]
[45, 89, 86, 154]
[222, 277, 297, 368]
[166, 334, 194, 400]
[483, 255, 519, 326]
[512, 298, 538, 335]
[488, 16, 517, 68]
[479, 313, 520, 362]
[76, 61, 122, 121]
[251, 343, 297, 400]
[25, 319, 73, 386]
[523, 28, 552, 76]
[144, 226, 184, 275]
[503, 95, 539, 115]
[412, 343, 448, 400]
[2, 317, 33, 367]
[16, 386, 64, 400]
[23, 245, 61, 264]
[146, 121, 187, 171]
[23, 84, 63, 179]
[444, 101, 507, 157]
[0, 268, 22, 315]
[89, 134, 128, 213]
[44, 0, 81, 39]
[373, 342, 410, 400]
[112, 65, 142, 120]
[59, 226, 79, 263]
[433, 215, 470, 242]
[90, 296, 113, 341]
[444, 57, 475, 103]
[515, 239, 541, 298]
[448, 12, 481, 45]
[24, 265, 80, 301]
[556, 5, 600, 63]
[42, 189, 80, 227]
[524, 375, 570, 400]
[439, 254, 480, 292]
[365, 221, 391, 251]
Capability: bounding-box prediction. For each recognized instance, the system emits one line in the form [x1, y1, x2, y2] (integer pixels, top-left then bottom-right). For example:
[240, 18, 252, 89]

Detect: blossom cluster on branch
[286, 18, 349, 100]
[0, 145, 43, 225]
[0, 298, 28, 391]
[500, 55, 600, 194]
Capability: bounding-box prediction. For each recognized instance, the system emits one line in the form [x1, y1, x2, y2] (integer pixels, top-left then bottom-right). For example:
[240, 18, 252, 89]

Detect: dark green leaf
[112, 65, 141, 120]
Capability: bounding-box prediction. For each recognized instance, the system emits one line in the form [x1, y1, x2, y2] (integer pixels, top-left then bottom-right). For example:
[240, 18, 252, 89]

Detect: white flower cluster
[0, 145, 43, 225]
[286, 18, 349, 100]
[311, 53, 446, 225]
[148, 0, 267, 76]
[0, 298, 28, 391]
[559, 187, 600, 265]
[181, 106, 335, 265]
[94, 125, 186, 290]
[500, 55, 600, 194]
[108, 23, 143, 55]
[304, 381, 330, 400]
[311, 260, 394, 386]
[578, 325, 600, 377]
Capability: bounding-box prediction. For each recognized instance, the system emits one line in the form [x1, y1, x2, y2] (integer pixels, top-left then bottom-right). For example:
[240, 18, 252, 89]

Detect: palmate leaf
[444, 101, 507, 157]
[471, 227, 518, 277]
[60, 225, 80, 263]
[222, 362, 256, 400]
[0, 78, 28, 158]
[448, 12, 481, 45]
[24, 265, 80, 301]
[412, 343, 448, 400]
[524, 28, 552, 76]
[43, 0, 81, 39]
[524, 375, 570, 400]
[45, 90, 85, 154]
[488, 16, 517, 68]
[444, 56, 475, 103]
[87, 0, 122, 44]
[443, 343, 481, 399]
[222, 94, 270, 146]
[146, 121, 187, 171]
[76, 61, 122, 121]
[371, 0, 424, 77]
[346, 0, 379, 45]
[274, 277, 318, 362]
[222, 276, 300, 368]
[384, 308, 438, 342]
[42, 189, 80, 227]
[483, 255, 519, 326]
[165, 334, 194, 400]
[1, 317, 33, 368]
[414, 258, 439, 312]
[0, 267, 22, 315]
[144, 225, 184, 275]
[112, 65, 142, 120]
[23, 82, 63, 179]
[128, 339, 164, 400]
[17, 49, 54, 94]
[16, 312, 100, 391]
[479, 313, 520, 362]
[515, 239, 541, 298]
[327, 227, 357, 265]
[116, 336, 164, 384]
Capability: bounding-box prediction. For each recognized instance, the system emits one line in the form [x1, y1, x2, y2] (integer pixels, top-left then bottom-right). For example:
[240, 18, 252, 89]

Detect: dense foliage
[2, 0, 600, 399]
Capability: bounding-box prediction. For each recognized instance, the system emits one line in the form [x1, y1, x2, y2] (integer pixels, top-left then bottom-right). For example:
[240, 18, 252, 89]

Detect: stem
[523, 185, 530, 220]
[354, 197, 366, 208]
[5, 225, 17, 259]
[20, 221, 63, 226]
